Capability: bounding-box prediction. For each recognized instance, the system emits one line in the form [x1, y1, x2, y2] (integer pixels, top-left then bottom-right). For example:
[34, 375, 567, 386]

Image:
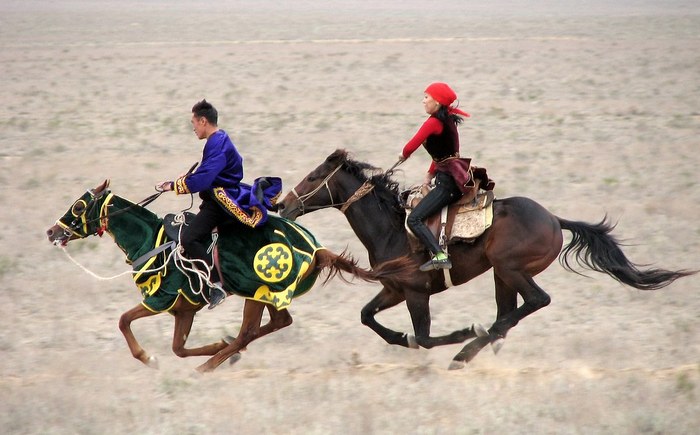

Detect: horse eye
[71, 200, 87, 216]
[306, 176, 317, 183]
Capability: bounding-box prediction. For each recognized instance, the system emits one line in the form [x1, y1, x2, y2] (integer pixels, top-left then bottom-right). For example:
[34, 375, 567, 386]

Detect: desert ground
[1, 1, 699, 434]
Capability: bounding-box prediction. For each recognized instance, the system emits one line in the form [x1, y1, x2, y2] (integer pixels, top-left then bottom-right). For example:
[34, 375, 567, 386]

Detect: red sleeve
[401, 117, 443, 159]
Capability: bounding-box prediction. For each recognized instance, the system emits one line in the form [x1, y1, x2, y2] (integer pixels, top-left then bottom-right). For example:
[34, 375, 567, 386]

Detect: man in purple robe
[157, 99, 281, 308]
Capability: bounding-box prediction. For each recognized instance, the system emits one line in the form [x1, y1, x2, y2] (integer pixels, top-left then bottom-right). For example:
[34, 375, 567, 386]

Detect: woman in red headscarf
[399, 82, 471, 272]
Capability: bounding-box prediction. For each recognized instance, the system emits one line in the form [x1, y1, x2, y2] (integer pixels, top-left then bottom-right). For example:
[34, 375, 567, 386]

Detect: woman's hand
[423, 172, 434, 186]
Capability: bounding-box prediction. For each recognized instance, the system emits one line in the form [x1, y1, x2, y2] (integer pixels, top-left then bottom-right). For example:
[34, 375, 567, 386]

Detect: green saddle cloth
[135, 216, 324, 313]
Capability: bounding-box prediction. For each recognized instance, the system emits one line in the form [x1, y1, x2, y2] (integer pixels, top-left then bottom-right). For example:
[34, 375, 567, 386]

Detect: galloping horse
[278, 149, 694, 369]
[46, 180, 413, 372]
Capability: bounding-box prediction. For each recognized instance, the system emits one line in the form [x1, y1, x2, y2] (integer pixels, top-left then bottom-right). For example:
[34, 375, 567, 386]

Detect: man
[157, 99, 280, 308]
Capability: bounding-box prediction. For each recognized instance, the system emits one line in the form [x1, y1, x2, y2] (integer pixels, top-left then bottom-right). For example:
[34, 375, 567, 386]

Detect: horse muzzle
[46, 224, 72, 246]
[277, 194, 302, 221]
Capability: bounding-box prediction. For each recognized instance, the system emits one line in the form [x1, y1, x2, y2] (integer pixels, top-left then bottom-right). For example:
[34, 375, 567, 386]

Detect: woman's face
[423, 93, 440, 115]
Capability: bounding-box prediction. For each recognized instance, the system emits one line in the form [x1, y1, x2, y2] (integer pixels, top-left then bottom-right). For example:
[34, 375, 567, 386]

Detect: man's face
[191, 115, 207, 140]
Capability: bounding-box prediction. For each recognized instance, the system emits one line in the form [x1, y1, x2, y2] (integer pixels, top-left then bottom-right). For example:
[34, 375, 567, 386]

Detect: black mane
[329, 149, 406, 222]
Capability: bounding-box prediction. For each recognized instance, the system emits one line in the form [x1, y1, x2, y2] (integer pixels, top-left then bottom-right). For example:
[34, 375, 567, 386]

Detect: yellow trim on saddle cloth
[250, 260, 311, 310]
[174, 176, 190, 195]
[212, 187, 264, 227]
[277, 224, 322, 254]
[246, 222, 323, 310]
[133, 227, 167, 295]
[141, 288, 202, 314]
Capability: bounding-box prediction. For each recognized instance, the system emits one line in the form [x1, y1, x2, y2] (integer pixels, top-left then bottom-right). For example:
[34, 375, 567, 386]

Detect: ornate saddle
[401, 168, 495, 253]
[163, 212, 196, 242]
[160, 211, 229, 290]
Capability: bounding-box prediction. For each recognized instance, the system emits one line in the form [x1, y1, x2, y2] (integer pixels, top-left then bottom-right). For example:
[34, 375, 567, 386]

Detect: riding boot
[207, 282, 227, 309]
[407, 172, 458, 272]
[419, 251, 452, 271]
[409, 219, 453, 271]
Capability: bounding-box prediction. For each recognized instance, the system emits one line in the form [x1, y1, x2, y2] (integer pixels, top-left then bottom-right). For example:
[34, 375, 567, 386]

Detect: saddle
[163, 212, 196, 242]
[401, 170, 495, 253]
[131, 212, 195, 270]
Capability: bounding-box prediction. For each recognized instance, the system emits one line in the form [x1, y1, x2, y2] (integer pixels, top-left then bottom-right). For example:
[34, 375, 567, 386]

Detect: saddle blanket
[403, 186, 494, 250]
[133, 215, 324, 312]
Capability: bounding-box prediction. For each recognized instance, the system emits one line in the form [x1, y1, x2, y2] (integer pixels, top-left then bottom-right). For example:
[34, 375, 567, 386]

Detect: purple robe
[174, 130, 280, 227]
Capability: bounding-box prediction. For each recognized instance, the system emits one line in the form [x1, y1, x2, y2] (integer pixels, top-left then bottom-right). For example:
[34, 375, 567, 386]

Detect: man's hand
[156, 181, 174, 192]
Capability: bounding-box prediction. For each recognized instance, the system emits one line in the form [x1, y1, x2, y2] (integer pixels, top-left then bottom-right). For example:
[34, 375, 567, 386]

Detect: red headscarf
[424, 82, 470, 118]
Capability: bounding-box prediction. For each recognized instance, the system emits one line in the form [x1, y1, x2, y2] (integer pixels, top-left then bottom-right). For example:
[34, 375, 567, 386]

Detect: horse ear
[326, 149, 347, 165]
[94, 179, 110, 194]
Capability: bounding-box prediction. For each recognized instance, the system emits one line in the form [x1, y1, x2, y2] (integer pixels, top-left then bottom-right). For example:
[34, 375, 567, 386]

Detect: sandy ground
[1, 1, 699, 434]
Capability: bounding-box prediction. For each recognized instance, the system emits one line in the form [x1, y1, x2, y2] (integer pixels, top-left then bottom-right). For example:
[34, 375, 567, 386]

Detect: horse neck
[340, 179, 409, 266]
[103, 194, 162, 261]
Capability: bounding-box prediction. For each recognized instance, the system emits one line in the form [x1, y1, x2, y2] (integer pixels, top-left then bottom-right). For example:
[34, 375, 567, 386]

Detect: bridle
[55, 189, 164, 243]
[289, 164, 375, 216]
[289, 158, 405, 216]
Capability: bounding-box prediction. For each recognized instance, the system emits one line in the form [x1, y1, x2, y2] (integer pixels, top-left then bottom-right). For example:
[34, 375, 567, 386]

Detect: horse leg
[170, 309, 229, 358]
[217, 306, 292, 366]
[360, 286, 414, 347]
[195, 299, 266, 373]
[449, 270, 550, 370]
[488, 271, 550, 339]
[405, 290, 478, 350]
[258, 305, 293, 336]
[448, 274, 517, 369]
[118, 304, 160, 368]
[489, 273, 519, 353]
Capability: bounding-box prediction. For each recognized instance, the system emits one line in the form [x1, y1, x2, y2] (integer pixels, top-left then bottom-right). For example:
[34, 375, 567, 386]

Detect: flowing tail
[315, 249, 415, 285]
[557, 217, 695, 290]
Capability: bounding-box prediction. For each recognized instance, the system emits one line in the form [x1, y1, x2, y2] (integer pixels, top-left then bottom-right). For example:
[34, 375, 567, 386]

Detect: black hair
[192, 99, 218, 125]
[434, 105, 463, 125]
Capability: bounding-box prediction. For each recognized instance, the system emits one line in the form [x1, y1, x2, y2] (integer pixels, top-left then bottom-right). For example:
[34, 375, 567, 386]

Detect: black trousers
[406, 171, 462, 254]
[180, 198, 232, 283]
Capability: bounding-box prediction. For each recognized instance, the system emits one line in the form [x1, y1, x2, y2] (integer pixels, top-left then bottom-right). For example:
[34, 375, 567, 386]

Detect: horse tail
[314, 249, 415, 285]
[557, 216, 695, 290]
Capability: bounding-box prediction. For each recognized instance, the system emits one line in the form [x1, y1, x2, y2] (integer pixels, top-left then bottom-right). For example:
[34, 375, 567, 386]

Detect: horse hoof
[473, 323, 489, 338]
[146, 355, 159, 369]
[407, 334, 419, 349]
[448, 360, 465, 370]
[223, 335, 236, 345]
[491, 338, 505, 354]
[229, 352, 242, 365]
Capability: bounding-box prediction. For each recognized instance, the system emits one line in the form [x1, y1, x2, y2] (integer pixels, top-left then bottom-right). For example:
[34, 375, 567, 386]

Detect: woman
[399, 82, 471, 272]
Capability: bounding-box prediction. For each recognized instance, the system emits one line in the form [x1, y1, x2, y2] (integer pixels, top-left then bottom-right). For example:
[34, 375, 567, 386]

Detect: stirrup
[419, 255, 452, 272]
[207, 285, 227, 310]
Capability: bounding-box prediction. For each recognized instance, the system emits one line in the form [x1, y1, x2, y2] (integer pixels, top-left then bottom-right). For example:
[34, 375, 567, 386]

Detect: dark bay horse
[278, 149, 695, 369]
[46, 180, 413, 372]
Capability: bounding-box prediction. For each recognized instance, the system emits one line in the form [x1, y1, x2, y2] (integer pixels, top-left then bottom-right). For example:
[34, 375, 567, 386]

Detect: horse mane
[328, 149, 406, 222]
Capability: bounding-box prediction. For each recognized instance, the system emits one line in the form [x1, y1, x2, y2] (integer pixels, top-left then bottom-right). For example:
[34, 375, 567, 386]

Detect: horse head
[46, 179, 111, 246]
[279, 149, 382, 220]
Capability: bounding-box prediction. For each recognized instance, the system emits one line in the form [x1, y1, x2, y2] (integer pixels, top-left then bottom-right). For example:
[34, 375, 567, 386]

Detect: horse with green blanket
[46, 180, 413, 373]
